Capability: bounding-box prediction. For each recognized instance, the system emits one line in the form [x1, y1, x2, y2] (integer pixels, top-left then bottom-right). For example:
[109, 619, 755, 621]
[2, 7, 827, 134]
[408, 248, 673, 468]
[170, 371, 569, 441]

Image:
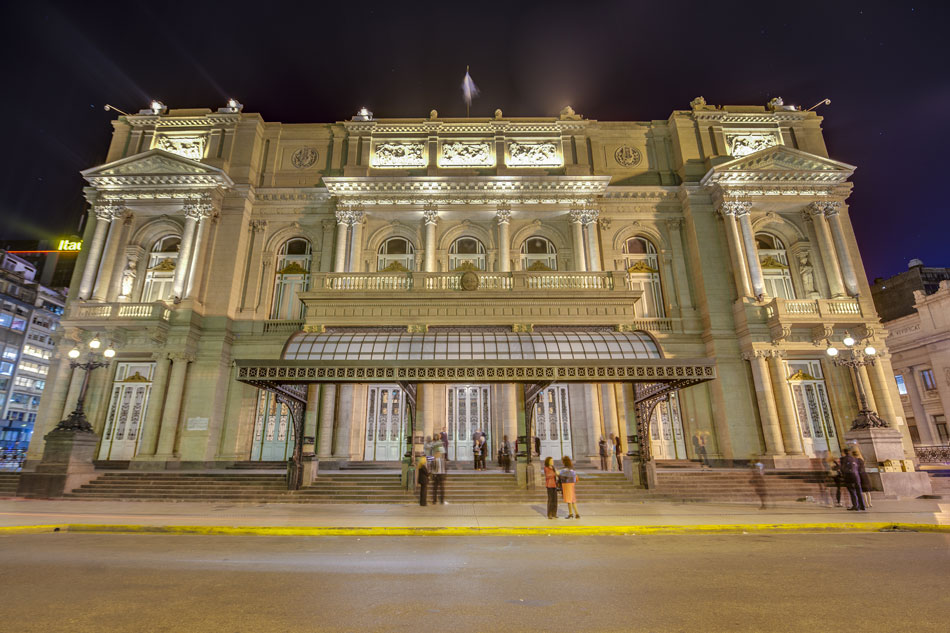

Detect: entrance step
[228, 461, 287, 470]
[0, 472, 20, 496]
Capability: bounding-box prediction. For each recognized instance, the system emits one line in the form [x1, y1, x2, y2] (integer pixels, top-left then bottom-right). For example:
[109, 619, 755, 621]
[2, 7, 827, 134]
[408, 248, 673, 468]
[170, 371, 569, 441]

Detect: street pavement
[1, 531, 948, 632]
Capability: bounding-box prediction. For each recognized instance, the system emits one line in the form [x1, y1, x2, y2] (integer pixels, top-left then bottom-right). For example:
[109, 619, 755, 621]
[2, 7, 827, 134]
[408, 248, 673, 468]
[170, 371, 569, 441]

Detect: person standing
[534, 435, 541, 457]
[853, 447, 873, 509]
[431, 448, 446, 505]
[416, 456, 429, 506]
[613, 435, 623, 472]
[827, 454, 844, 507]
[440, 429, 448, 460]
[750, 461, 769, 509]
[840, 450, 865, 511]
[544, 456, 559, 519]
[559, 456, 580, 519]
[693, 432, 709, 467]
[501, 435, 512, 473]
[598, 437, 608, 471]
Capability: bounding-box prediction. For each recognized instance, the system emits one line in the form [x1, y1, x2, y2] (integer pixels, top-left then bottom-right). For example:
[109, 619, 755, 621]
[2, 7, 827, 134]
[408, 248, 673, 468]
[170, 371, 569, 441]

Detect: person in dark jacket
[534, 435, 541, 457]
[828, 454, 844, 507]
[598, 437, 609, 471]
[543, 456, 559, 519]
[416, 457, 429, 506]
[440, 429, 448, 460]
[613, 435, 623, 471]
[500, 435, 512, 473]
[430, 450, 446, 505]
[840, 451, 865, 511]
[853, 447, 873, 509]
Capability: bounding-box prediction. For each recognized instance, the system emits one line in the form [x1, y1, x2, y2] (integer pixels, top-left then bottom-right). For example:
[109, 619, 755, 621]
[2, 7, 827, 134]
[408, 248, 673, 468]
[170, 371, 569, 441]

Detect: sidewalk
[1, 497, 947, 535]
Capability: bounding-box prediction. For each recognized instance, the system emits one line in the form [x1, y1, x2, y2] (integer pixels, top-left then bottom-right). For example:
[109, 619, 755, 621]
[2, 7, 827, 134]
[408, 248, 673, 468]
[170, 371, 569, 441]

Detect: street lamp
[826, 332, 888, 430]
[56, 337, 116, 433]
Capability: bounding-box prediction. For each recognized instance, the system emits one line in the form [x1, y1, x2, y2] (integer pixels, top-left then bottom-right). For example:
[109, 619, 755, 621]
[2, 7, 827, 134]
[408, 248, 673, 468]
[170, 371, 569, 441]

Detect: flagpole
[466, 65, 470, 118]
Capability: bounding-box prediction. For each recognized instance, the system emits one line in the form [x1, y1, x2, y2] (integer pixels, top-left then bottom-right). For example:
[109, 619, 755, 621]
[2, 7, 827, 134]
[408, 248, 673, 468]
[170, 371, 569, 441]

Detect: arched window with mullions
[271, 238, 312, 319]
[141, 235, 180, 303]
[622, 236, 665, 317]
[449, 237, 486, 271]
[755, 233, 796, 299]
[377, 237, 415, 272]
[520, 236, 557, 271]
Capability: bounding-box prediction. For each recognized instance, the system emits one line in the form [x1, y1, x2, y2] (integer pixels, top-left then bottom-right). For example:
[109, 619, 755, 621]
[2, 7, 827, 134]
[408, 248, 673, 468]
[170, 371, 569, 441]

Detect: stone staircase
[927, 470, 949, 497]
[0, 472, 20, 497]
[654, 469, 829, 502]
[65, 472, 291, 502]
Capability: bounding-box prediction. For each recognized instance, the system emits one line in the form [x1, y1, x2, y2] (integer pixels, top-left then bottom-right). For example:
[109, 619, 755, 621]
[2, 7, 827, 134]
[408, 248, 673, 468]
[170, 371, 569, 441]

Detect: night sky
[1, 1, 946, 281]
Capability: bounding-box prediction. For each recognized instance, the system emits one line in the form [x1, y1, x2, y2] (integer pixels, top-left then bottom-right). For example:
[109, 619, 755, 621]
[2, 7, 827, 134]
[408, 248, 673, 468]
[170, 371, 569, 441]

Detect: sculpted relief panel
[440, 141, 493, 167]
[725, 133, 780, 157]
[372, 142, 427, 168]
[506, 141, 561, 167]
[153, 135, 207, 161]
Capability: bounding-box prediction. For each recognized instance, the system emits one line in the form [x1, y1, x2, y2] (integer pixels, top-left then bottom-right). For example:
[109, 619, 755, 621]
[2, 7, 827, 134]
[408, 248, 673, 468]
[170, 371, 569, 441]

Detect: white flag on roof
[461, 66, 479, 112]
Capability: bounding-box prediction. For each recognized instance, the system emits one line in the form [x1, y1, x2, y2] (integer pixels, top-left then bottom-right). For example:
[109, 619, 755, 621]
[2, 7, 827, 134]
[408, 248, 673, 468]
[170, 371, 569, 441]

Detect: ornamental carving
[440, 142, 493, 167]
[335, 207, 364, 226]
[614, 145, 642, 167]
[569, 208, 599, 225]
[372, 142, 426, 167]
[719, 200, 752, 217]
[507, 141, 560, 167]
[291, 147, 319, 169]
[725, 133, 779, 157]
[808, 200, 842, 217]
[154, 135, 207, 161]
[460, 270, 480, 291]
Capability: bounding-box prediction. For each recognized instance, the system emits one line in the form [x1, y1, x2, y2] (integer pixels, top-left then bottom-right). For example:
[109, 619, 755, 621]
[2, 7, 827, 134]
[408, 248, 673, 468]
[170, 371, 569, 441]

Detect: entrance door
[250, 390, 294, 461]
[786, 360, 839, 456]
[98, 362, 155, 460]
[535, 384, 572, 461]
[364, 384, 407, 461]
[446, 385, 491, 461]
[649, 393, 687, 460]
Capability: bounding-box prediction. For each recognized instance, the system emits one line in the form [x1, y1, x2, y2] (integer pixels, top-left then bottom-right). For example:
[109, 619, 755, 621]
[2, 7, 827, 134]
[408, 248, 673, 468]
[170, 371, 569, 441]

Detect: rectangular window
[2, 346, 17, 361]
[11, 317, 26, 331]
[921, 369, 937, 391]
[13, 376, 35, 389]
[935, 415, 949, 445]
[0, 313, 11, 328]
[895, 375, 908, 395]
[0, 362, 12, 376]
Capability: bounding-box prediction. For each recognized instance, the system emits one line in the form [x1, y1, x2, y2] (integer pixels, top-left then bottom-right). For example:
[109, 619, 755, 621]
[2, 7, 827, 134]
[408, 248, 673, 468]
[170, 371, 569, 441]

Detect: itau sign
[57, 239, 83, 252]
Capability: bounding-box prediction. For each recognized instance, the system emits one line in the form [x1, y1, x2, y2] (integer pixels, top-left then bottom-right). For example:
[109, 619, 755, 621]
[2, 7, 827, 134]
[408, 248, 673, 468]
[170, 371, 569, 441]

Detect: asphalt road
[1, 532, 948, 633]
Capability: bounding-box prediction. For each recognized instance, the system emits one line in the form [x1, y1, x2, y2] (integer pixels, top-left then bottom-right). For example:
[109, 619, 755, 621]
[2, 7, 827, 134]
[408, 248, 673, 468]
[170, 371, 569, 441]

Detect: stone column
[172, 201, 204, 300]
[806, 202, 846, 298]
[423, 206, 439, 273]
[768, 351, 805, 455]
[153, 353, 193, 458]
[718, 202, 753, 298]
[735, 203, 765, 299]
[502, 383, 518, 442]
[868, 355, 899, 427]
[61, 365, 85, 419]
[824, 204, 860, 296]
[585, 210, 602, 272]
[743, 351, 786, 456]
[78, 203, 118, 300]
[347, 210, 364, 273]
[665, 218, 693, 313]
[317, 384, 336, 457]
[569, 209, 588, 271]
[903, 367, 937, 443]
[136, 353, 171, 457]
[601, 384, 620, 445]
[333, 210, 349, 273]
[419, 383, 435, 439]
[303, 384, 320, 440]
[185, 210, 214, 299]
[496, 206, 512, 272]
[104, 211, 134, 302]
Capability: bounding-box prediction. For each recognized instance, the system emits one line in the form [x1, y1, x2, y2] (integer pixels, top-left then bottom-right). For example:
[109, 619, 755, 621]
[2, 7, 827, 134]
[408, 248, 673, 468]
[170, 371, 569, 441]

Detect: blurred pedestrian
[599, 436, 608, 471]
[544, 456, 559, 519]
[559, 456, 579, 519]
[416, 456, 429, 506]
[828, 453, 844, 507]
[431, 449, 446, 505]
[840, 450, 865, 511]
[693, 432, 710, 467]
[853, 447, 873, 509]
[534, 435, 541, 457]
[750, 461, 769, 509]
[613, 434, 623, 471]
[500, 435, 512, 473]
[440, 429, 448, 459]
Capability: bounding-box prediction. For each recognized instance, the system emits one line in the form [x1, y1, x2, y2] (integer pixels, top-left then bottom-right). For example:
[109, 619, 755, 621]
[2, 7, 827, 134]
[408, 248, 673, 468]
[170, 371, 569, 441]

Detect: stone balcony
[62, 301, 173, 345]
[763, 297, 868, 328]
[298, 270, 675, 331]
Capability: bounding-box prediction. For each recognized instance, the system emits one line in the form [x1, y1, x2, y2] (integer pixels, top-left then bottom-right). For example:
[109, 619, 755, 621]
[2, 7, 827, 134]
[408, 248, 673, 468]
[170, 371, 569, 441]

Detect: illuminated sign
[57, 240, 83, 252]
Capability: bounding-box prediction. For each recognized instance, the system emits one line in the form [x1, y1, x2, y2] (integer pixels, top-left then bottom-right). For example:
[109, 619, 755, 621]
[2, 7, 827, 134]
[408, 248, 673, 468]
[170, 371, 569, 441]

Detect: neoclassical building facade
[24, 98, 915, 473]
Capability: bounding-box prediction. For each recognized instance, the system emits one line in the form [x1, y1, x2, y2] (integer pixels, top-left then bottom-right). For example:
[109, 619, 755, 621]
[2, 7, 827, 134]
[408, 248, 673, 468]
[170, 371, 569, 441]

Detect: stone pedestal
[623, 458, 656, 489]
[845, 427, 933, 497]
[300, 454, 318, 487]
[516, 459, 538, 490]
[17, 429, 100, 498]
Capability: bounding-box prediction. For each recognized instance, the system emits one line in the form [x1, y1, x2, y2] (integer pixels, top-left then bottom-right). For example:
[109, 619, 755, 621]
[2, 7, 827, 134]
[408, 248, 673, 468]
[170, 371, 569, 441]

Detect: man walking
[431, 444, 446, 505]
[599, 436, 609, 471]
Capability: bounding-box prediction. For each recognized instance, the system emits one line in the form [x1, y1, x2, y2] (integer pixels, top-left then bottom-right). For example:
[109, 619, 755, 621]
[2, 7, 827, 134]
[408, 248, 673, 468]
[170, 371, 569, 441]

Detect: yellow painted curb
[1, 523, 947, 536]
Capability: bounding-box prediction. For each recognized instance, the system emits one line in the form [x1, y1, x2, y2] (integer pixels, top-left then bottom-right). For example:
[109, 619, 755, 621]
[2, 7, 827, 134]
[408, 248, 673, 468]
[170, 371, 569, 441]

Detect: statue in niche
[120, 257, 137, 299]
[798, 252, 817, 296]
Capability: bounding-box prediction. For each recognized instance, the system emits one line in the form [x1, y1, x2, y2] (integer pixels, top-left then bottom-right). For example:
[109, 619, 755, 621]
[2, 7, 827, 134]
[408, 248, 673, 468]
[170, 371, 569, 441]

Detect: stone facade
[23, 98, 914, 472]
[884, 280, 950, 445]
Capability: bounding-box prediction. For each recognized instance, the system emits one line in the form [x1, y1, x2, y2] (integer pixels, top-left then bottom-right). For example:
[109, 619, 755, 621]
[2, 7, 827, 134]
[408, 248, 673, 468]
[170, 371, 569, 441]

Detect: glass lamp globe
[826, 347, 839, 357]
[104, 347, 116, 359]
[68, 348, 81, 359]
[88, 337, 101, 350]
[843, 335, 855, 347]
[864, 346, 876, 356]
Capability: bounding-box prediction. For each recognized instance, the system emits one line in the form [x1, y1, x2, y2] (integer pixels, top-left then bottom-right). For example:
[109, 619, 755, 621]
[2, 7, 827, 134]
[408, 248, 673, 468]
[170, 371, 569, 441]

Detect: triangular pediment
[82, 149, 233, 189]
[702, 146, 855, 187]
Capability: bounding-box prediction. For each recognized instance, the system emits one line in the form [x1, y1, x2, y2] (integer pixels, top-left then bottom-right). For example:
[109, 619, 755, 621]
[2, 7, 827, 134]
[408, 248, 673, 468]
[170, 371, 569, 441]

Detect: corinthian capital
[95, 201, 125, 222]
[808, 201, 841, 217]
[335, 205, 365, 226]
[495, 207, 512, 225]
[183, 197, 213, 220]
[422, 204, 439, 225]
[719, 200, 752, 217]
[569, 208, 599, 225]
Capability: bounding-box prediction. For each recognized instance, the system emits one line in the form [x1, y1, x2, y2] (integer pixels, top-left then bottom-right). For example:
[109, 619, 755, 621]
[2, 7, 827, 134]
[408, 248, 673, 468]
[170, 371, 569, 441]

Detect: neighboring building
[884, 280, 950, 445]
[24, 98, 912, 473]
[0, 251, 67, 451]
[1, 238, 82, 289]
[871, 259, 950, 322]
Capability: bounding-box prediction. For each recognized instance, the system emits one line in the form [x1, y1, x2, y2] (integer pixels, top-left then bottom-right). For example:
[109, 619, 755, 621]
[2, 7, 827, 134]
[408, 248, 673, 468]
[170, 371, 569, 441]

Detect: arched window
[141, 235, 180, 302]
[271, 238, 312, 319]
[755, 233, 796, 299]
[449, 237, 486, 271]
[622, 236, 665, 317]
[520, 236, 557, 271]
[377, 237, 415, 272]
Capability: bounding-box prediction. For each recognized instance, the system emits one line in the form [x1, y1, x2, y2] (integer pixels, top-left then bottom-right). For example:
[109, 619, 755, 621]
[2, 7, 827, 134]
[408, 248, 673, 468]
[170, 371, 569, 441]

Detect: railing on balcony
[66, 302, 171, 321]
[262, 320, 304, 334]
[765, 297, 863, 321]
[314, 271, 622, 292]
[914, 445, 950, 463]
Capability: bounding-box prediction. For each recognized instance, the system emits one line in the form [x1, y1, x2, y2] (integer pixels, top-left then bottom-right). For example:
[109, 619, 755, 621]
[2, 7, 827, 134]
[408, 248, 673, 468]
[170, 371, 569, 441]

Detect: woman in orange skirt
[559, 456, 579, 519]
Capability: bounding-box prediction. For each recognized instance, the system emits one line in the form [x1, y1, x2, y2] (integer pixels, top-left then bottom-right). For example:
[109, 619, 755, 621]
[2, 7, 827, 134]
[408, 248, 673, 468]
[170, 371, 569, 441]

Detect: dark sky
[1, 0, 946, 281]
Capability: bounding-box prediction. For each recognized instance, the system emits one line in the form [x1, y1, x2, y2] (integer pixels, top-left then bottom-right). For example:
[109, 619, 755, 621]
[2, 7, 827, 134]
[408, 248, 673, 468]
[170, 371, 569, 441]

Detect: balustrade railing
[66, 302, 171, 321]
[313, 271, 620, 292]
[914, 445, 950, 463]
[765, 297, 864, 320]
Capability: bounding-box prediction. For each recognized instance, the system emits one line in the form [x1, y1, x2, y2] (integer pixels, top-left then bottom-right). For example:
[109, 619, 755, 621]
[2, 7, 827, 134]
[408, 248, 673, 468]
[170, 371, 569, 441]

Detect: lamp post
[56, 336, 116, 433]
[826, 333, 888, 431]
